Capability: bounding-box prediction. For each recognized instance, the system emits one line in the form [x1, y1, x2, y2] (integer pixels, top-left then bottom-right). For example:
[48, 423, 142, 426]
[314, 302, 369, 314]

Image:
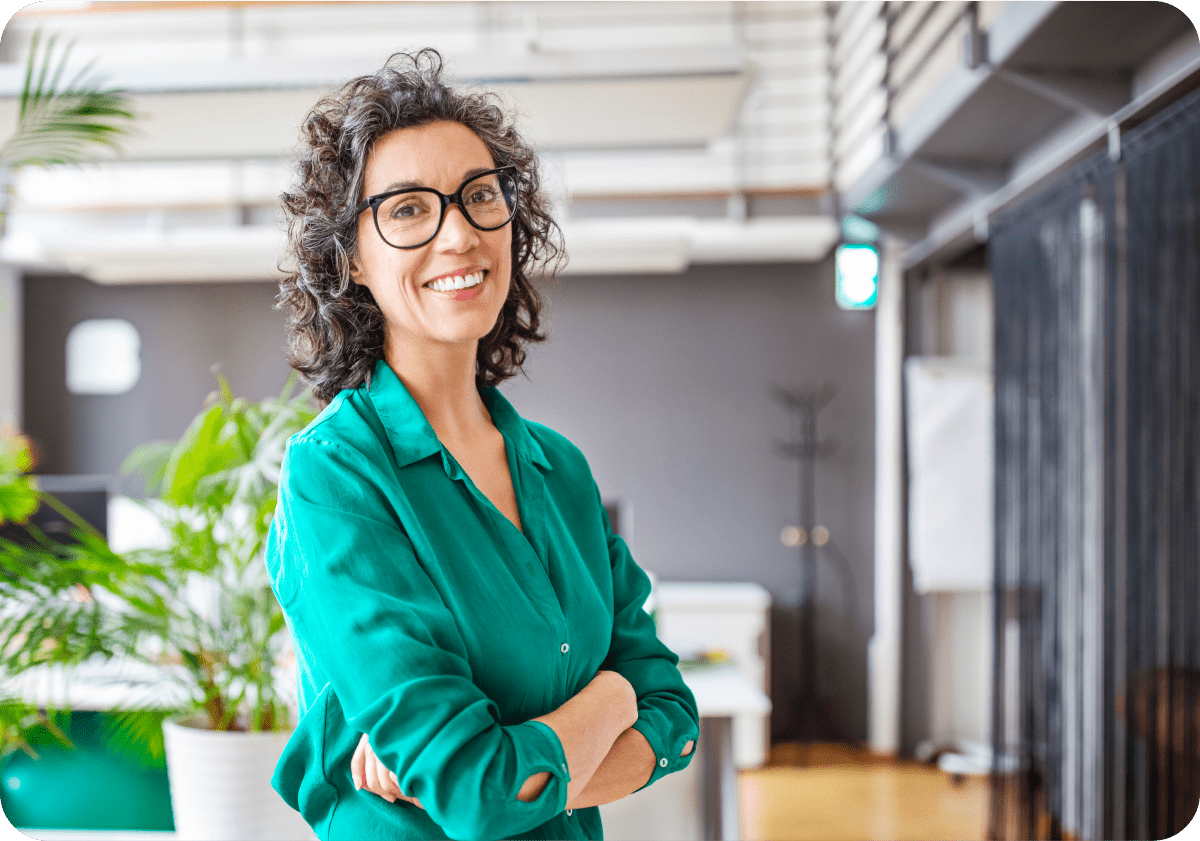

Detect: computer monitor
[0, 475, 109, 546]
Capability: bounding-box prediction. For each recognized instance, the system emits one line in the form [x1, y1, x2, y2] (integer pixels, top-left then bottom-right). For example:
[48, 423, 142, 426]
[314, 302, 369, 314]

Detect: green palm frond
[0, 699, 72, 760]
[0, 433, 38, 523]
[99, 708, 169, 769]
[0, 29, 136, 169]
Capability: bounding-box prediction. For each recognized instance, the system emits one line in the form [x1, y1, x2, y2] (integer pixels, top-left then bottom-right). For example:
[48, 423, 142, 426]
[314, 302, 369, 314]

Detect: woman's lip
[454, 279, 487, 301]
[424, 268, 486, 289]
[422, 271, 488, 299]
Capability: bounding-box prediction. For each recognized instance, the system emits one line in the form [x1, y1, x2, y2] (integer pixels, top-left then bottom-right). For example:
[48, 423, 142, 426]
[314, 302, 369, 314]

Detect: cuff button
[659, 757, 668, 767]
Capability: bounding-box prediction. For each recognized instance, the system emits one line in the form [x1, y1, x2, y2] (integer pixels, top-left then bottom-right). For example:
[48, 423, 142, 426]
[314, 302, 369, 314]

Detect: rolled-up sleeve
[268, 436, 569, 841]
[596, 487, 700, 787]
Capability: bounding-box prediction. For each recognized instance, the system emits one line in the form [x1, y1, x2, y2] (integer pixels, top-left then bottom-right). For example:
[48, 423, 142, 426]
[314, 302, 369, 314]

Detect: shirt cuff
[521, 719, 572, 811]
[631, 714, 698, 790]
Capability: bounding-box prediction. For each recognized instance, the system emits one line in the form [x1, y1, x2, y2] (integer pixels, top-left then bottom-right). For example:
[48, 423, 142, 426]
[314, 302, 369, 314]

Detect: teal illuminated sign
[835, 243, 879, 310]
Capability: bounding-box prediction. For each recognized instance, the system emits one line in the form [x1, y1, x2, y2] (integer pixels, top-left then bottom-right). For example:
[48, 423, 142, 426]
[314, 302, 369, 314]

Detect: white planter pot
[162, 716, 316, 841]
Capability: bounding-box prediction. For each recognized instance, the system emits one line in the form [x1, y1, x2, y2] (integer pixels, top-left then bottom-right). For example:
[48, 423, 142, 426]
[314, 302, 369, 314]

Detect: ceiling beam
[0, 74, 751, 160]
[5, 214, 839, 284]
[0, 47, 751, 97]
[907, 158, 1008, 200]
[993, 67, 1130, 117]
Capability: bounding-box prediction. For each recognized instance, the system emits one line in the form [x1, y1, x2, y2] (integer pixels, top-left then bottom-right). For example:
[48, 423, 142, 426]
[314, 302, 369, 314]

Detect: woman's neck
[383, 339, 491, 442]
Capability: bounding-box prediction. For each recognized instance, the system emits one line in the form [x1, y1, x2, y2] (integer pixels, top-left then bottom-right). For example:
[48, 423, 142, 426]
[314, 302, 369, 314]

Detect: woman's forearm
[564, 727, 655, 809]
[567, 728, 697, 809]
[519, 671, 637, 804]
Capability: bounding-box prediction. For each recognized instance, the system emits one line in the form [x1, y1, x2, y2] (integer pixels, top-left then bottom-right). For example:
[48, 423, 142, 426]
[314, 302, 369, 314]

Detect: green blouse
[266, 360, 698, 840]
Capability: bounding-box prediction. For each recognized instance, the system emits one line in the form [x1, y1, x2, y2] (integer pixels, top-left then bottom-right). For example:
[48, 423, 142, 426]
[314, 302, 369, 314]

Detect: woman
[266, 50, 698, 841]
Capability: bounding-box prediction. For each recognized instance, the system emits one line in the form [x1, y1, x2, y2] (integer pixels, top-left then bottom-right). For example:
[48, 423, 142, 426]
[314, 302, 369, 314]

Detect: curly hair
[277, 49, 562, 403]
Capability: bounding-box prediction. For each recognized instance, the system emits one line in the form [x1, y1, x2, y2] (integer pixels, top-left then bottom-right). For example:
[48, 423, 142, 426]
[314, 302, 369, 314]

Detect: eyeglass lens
[374, 170, 516, 248]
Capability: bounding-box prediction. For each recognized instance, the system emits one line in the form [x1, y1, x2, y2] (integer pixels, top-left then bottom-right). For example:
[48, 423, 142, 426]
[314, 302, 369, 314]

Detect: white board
[904, 357, 993, 593]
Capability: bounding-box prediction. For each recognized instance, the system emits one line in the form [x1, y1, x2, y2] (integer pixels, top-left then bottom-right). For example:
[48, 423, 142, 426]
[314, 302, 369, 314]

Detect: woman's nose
[434, 204, 479, 252]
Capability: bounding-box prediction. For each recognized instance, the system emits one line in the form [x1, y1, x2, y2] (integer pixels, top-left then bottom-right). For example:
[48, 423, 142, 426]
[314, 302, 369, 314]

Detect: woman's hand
[351, 733, 425, 810]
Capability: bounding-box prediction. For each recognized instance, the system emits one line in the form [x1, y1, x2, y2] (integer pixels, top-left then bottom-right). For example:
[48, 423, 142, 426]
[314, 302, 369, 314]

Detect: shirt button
[566, 809, 573, 817]
[659, 757, 668, 768]
[560, 643, 569, 654]
[561, 763, 568, 773]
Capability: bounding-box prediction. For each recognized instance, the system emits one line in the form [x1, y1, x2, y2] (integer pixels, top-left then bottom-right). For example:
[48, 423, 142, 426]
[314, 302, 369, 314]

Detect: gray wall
[502, 260, 875, 742]
[22, 259, 876, 741]
[22, 274, 292, 494]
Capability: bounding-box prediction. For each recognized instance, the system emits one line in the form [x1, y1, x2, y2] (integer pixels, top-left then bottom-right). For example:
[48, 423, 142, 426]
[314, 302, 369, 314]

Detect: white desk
[684, 663, 773, 719]
[655, 581, 772, 769]
[600, 664, 771, 841]
[687, 665, 771, 841]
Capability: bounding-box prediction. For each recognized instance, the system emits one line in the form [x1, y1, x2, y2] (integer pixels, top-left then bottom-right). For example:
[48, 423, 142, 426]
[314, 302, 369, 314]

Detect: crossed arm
[351, 670, 694, 810]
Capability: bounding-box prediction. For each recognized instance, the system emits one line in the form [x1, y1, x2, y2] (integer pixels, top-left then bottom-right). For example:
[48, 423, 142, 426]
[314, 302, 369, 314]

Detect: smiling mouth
[425, 270, 486, 293]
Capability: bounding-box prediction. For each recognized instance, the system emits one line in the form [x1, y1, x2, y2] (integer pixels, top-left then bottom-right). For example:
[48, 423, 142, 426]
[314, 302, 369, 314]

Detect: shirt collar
[366, 358, 550, 472]
[367, 359, 441, 468]
[481, 387, 551, 471]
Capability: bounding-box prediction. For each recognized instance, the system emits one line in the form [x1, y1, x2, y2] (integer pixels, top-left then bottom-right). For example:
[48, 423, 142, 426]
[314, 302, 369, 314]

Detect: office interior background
[0, 2, 1197, 840]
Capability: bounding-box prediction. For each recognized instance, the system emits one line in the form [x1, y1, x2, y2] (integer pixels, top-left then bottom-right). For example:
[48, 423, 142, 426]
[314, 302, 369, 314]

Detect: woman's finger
[363, 746, 396, 802]
[365, 742, 399, 798]
[352, 735, 423, 809]
[391, 775, 426, 811]
[375, 756, 402, 799]
[356, 736, 389, 800]
[387, 769, 426, 810]
[351, 733, 368, 790]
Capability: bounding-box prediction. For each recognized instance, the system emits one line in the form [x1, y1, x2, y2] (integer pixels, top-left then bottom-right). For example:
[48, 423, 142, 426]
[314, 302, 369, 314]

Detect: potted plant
[0, 430, 76, 764]
[0, 376, 318, 839]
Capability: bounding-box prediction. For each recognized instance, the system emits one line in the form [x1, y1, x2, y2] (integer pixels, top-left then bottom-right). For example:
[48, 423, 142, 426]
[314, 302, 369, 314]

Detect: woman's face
[351, 120, 513, 356]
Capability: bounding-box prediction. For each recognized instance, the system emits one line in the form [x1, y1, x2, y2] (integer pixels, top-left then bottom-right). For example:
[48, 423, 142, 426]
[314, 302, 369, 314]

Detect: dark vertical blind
[989, 87, 1200, 840]
[1119, 87, 1200, 841]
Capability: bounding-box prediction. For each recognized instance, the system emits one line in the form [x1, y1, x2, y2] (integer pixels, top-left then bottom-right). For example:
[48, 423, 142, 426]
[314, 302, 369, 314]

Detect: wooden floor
[738, 743, 989, 841]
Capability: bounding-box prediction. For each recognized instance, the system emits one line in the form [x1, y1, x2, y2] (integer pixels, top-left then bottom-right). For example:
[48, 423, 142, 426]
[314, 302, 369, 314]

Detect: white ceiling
[0, 1, 837, 282]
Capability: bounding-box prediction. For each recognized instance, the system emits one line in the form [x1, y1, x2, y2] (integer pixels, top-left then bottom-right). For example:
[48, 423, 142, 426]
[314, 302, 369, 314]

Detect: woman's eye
[388, 201, 424, 219]
[466, 186, 497, 204]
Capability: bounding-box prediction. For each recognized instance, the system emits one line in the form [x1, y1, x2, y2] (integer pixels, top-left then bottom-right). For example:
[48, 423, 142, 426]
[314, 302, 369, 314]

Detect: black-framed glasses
[355, 166, 520, 249]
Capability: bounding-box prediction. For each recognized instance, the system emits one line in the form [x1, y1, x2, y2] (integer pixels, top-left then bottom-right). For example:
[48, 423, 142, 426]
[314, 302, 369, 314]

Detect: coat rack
[772, 383, 851, 743]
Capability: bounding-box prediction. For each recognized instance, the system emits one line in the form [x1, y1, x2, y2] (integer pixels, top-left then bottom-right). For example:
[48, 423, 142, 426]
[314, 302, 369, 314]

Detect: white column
[868, 236, 904, 754]
[0, 264, 20, 432]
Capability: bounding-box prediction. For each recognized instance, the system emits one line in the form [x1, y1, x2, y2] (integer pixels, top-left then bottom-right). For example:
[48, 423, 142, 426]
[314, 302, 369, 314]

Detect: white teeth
[428, 271, 484, 292]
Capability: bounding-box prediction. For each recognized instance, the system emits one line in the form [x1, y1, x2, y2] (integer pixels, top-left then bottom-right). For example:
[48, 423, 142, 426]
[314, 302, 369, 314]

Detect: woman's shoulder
[284, 386, 389, 474]
[484, 388, 588, 470]
[519, 417, 592, 473]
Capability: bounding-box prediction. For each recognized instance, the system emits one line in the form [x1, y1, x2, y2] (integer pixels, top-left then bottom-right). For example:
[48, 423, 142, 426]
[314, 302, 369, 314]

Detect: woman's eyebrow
[379, 179, 424, 193]
[377, 168, 495, 194]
